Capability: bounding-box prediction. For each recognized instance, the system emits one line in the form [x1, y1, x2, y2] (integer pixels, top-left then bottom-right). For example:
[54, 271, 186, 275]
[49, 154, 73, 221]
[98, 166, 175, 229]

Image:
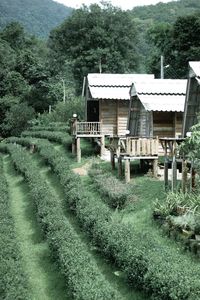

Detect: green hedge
[0, 156, 30, 299]
[3, 143, 120, 300]
[6, 137, 200, 299]
[89, 163, 133, 208]
[22, 130, 70, 147]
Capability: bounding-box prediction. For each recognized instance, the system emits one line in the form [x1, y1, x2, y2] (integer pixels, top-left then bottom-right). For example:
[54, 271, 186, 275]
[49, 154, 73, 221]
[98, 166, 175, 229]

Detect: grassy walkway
[3, 155, 68, 300]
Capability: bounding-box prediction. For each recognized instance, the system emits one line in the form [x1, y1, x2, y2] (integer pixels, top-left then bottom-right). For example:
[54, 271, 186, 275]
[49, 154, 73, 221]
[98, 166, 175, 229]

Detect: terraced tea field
[1, 128, 200, 299]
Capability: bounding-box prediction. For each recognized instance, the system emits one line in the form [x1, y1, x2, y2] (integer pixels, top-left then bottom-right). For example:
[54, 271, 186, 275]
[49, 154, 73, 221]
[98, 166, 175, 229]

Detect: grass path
[3, 155, 68, 300]
[32, 152, 146, 300]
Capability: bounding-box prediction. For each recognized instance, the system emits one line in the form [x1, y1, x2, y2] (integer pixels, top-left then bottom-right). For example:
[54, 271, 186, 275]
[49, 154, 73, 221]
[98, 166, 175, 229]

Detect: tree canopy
[48, 3, 139, 90]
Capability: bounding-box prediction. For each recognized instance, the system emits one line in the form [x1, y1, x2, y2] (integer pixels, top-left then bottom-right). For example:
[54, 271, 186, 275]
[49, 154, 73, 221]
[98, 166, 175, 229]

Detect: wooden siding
[100, 100, 129, 136]
[128, 97, 153, 137]
[183, 78, 200, 136]
[117, 101, 129, 136]
[101, 100, 117, 135]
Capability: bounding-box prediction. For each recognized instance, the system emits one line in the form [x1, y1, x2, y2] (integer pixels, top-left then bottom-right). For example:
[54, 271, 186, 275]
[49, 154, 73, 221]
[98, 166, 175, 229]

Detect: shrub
[0, 156, 30, 299]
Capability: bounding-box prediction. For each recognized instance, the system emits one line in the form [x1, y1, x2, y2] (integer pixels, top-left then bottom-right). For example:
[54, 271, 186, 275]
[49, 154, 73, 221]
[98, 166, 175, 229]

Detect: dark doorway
[87, 101, 99, 121]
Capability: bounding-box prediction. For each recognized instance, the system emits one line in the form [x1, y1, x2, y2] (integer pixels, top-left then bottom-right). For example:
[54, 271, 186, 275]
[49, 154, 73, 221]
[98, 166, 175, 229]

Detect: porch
[109, 137, 159, 183]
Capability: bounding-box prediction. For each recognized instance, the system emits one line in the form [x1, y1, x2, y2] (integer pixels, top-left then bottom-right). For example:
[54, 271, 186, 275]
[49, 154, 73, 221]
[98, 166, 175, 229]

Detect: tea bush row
[0, 156, 30, 300]
[6, 138, 200, 300]
[27, 125, 69, 132]
[2, 143, 121, 300]
[89, 162, 133, 209]
[22, 130, 70, 147]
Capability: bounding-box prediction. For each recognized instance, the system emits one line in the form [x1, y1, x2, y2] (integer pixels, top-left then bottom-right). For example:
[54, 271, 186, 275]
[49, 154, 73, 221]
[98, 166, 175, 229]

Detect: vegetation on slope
[0, 0, 73, 37]
[0, 156, 30, 299]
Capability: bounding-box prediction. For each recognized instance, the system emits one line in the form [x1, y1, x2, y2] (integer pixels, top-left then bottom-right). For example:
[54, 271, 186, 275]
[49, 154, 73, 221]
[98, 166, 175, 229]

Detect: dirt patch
[73, 161, 92, 176]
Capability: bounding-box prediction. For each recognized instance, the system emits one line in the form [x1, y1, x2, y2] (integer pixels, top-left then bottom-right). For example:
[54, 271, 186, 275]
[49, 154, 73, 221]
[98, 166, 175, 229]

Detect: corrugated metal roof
[138, 94, 185, 112]
[88, 73, 155, 87]
[189, 61, 200, 78]
[130, 79, 187, 96]
[89, 86, 130, 100]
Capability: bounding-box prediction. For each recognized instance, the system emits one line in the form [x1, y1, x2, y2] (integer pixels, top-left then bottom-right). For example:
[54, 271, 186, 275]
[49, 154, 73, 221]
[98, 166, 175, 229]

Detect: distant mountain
[131, 0, 200, 24]
[0, 0, 73, 38]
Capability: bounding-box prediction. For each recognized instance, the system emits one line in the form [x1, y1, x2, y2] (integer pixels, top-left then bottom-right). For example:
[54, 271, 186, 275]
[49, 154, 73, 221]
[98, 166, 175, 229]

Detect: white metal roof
[130, 79, 187, 96]
[189, 61, 200, 78]
[88, 73, 155, 87]
[138, 94, 185, 112]
[89, 86, 130, 100]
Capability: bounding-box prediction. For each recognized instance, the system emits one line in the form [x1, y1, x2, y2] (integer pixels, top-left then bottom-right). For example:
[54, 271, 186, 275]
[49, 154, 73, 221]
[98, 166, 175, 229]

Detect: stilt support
[172, 158, 177, 192]
[182, 159, 187, 193]
[77, 138, 81, 163]
[153, 159, 158, 178]
[125, 159, 130, 183]
[118, 156, 123, 178]
[164, 158, 169, 191]
[100, 136, 105, 157]
[111, 150, 115, 170]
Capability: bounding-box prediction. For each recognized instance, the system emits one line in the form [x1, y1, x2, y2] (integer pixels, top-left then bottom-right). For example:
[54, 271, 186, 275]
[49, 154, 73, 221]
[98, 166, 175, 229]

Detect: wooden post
[164, 158, 169, 191]
[100, 135, 105, 157]
[153, 159, 158, 178]
[172, 140, 177, 192]
[118, 156, 123, 178]
[125, 159, 130, 183]
[172, 157, 177, 192]
[182, 159, 187, 193]
[72, 137, 76, 154]
[76, 138, 81, 163]
[111, 150, 115, 170]
[190, 161, 196, 191]
[164, 141, 169, 191]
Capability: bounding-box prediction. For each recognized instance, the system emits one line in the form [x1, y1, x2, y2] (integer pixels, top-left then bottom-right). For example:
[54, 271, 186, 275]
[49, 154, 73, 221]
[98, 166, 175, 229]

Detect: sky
[54, 0, 176, 10]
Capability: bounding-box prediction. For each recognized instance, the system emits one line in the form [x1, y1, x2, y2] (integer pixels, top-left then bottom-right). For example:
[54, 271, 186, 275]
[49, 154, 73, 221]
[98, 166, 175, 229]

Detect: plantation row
[5, 135, 200, 300]
[0, 156, 30, 299]
[22, 130, 70, 147]
[0, 143, 121, 300]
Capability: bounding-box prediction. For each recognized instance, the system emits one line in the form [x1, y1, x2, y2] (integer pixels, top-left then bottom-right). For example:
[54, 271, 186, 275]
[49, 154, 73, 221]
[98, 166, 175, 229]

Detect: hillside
[131, 0, 200, 24]
[0, 0, 73, 38]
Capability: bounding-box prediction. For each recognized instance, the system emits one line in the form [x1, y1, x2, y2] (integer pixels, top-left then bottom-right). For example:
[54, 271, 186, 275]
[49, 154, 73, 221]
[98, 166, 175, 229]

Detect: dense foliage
[0, 0, 73, 37]
[0, 156, 30, 299]
[48, 3, 139, 90]
[147, 13, 200, 77]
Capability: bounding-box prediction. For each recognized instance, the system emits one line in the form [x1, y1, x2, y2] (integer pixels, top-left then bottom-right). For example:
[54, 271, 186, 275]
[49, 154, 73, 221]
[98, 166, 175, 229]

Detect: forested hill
[131, 0, 200, 23]
[0, 0, 73, 38]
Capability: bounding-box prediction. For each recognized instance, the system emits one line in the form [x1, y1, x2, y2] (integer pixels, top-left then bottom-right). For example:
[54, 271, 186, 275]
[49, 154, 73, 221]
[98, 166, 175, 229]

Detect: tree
[48, 3, 139, 91]
[1, 102, 35, 136]
[146, 14, 200, 78]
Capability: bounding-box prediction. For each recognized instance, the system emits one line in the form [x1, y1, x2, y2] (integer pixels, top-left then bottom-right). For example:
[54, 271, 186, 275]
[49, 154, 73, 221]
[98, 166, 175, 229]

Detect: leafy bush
[0, 156, 30, 299]
[89, 163, 133, 209]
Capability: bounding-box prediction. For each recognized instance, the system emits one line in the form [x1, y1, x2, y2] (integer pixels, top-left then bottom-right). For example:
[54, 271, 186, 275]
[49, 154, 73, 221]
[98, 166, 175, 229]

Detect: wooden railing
[74, 122, 102, 136]
[126, 137, 159, 156]
[110, 137, 159, 157]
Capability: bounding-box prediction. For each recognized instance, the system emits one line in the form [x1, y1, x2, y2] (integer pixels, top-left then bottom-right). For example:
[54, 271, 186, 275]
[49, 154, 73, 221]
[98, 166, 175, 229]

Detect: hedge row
[6, 137, 200, 300]
[27, 123, 69, 132]
[2, 143, 120, 300]
[89, 162, 133, 208]
[0, 155, 30, 300]
[22, 130, 70, 147]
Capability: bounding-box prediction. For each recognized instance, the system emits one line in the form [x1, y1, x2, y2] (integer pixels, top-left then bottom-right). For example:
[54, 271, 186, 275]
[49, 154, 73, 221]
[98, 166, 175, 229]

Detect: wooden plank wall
[117, 101, 129, 136]
[100, 100, 129, 136]
[100, 100, 117, 135]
